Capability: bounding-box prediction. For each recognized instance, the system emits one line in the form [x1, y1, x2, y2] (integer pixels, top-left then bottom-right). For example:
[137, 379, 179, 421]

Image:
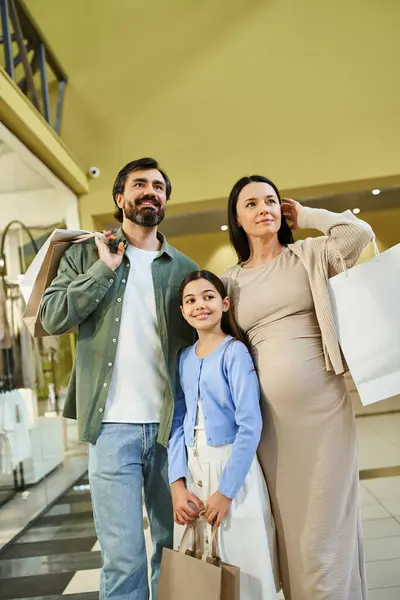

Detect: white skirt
[174, 429, 279, 600]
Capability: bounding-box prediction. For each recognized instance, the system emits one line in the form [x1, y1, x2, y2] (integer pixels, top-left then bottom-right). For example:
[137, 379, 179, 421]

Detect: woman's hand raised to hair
[281, 198, 302, 230]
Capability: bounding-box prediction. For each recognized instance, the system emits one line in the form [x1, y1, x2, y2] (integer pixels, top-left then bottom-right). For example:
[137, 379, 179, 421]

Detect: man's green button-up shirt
[40, 229, 198, 447]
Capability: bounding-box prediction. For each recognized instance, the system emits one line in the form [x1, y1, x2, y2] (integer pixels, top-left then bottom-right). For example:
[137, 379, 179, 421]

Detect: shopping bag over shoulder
[157, 520, 240, 600]
[328, 242, 400, 406]
[20, 229, 105, 338]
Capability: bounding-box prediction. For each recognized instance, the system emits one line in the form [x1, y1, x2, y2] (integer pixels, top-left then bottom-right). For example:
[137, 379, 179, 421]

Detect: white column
[63, 192, 82, 230]
[3, 227, 21, 280]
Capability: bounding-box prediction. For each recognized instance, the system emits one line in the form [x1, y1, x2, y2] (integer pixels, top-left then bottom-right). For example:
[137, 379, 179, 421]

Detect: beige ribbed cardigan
[222, 207, 374, 375]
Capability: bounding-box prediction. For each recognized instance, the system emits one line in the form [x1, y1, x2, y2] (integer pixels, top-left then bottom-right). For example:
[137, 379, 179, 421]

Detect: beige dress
[228, 249, 366, 600]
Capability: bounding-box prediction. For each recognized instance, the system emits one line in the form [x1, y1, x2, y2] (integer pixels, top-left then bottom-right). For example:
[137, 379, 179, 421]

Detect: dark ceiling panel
[93, 186, 400, 238]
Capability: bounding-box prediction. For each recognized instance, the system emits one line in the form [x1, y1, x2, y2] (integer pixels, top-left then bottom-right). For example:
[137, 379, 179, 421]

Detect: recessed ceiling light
[220, 225, 228, 231]
[372, 189, 381, 195]
[352, 208, 361, 214]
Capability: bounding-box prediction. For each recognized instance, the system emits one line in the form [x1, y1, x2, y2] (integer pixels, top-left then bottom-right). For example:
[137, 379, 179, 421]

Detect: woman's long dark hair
[179, 270, 251, 351]
[227, 175, 294, 264]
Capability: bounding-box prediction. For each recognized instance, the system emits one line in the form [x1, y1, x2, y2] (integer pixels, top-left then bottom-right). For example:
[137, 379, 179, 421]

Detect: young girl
[168, 270, 279, 600]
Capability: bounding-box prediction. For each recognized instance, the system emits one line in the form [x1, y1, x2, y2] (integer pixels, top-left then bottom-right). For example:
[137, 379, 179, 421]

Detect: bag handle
[71, 232, 108, 245]
[338, 236, 380, 277]
[178, 521, 202, 557]
[178, 512, 223, 562]
[202, 523, 220, 563]
[196, 510, 221, 563]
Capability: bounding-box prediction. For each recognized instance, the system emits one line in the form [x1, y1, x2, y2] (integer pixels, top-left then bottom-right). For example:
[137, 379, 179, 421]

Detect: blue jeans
[88, 423, 173, 600]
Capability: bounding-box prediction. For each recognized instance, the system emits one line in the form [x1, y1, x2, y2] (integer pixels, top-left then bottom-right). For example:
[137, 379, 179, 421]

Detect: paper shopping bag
[328, 243, 400, 406]
[157, 522, 240, 600]
[20, 229, 102, 338]
[220, 561, 240, 600]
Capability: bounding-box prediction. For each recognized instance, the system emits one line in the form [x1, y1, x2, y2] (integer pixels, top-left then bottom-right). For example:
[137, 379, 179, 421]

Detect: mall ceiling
[24, 0, 400, 226]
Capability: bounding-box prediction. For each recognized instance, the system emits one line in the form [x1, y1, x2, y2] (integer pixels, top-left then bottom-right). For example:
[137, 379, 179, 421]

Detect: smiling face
[181, 278, 230, 334]
[235, 181, 282, 241]
[115, 168, 167, 227]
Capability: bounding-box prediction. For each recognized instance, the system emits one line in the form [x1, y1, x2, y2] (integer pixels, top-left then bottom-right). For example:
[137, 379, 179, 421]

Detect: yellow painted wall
[170, 208, 400, 275]
[24, 0, 400, 229]
[169, 231, 237, 275]
[361, 208, 400, 254]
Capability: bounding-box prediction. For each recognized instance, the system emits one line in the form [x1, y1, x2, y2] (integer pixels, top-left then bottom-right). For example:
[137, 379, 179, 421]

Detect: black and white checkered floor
[1, 466, 400, 599]
[0, 475, 100, 600]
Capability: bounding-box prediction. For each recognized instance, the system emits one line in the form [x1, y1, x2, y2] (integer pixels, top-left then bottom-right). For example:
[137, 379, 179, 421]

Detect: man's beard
[123, 196, 165, 227]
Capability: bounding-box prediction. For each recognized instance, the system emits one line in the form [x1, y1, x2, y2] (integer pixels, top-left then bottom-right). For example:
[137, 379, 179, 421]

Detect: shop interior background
[0, 0, 399, 598]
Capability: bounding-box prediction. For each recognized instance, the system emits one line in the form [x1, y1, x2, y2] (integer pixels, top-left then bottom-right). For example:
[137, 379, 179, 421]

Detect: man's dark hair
[112, 157, 172, 223]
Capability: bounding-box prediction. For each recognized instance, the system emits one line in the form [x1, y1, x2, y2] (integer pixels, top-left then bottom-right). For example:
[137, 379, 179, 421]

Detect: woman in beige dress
[222, 175, 373, 600]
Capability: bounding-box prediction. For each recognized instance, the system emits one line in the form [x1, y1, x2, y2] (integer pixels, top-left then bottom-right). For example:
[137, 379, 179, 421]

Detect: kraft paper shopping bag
[20, 229, 105, 337]
[157, 521, 240, 600]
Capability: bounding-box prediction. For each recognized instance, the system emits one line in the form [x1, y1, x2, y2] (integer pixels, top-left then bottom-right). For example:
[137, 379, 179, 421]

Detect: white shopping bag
[20, 229, 105, 337]
[328, 243, 400, 406]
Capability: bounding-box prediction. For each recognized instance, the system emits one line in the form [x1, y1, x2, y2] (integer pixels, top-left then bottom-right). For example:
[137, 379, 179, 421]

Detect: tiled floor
[1, 474, 400, 599]
[0, 474, 153, 600]
[0, 455, 89, 551]
[0, 476, 100, 599]
[0, 414, 399, 599]
[357, 413, 400, 472]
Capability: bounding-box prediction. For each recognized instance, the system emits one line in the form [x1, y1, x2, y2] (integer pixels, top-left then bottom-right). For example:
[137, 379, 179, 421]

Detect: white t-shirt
[103, 245, 167, 423]
[194, 397, 205, 431]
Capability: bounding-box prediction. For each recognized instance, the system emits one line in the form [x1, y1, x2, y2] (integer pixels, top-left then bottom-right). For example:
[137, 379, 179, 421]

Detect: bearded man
[40, 158, 198, 600]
